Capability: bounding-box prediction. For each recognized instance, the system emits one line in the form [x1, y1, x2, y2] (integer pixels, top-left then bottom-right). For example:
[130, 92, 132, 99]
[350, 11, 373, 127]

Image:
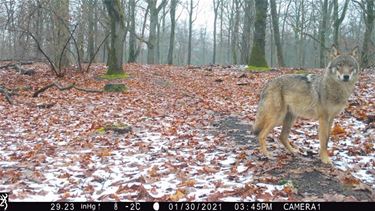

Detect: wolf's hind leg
[280, 112, 299, 154]
[258, 118, 277, 157]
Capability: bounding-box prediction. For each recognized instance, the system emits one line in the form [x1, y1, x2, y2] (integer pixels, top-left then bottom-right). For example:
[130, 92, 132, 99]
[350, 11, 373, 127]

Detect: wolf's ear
[330, 44, 340, 59]
[351, 46, 359, 60]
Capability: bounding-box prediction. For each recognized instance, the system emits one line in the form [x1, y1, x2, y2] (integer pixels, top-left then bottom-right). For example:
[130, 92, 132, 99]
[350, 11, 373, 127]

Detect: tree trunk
[94, 2, 99, 61]
[147, 0, 167, 64]
[156, 22, 160, 63]
[77, 3, 85, 62]
[219, 1, 223, 63]
[187, 0, 193, 65]
[231, 0, 240, 64]
[53, 0, 70, 69]
[249, 0, 268, 67]
[270, 0, 284, 67]
[212, 0, 220, 64]
[168, 0, 177, 65]
[103, 0, 125, 74]
[87, 0, 96, 62]
[34, 0, 43, 59]
[362, 0, 374, 68]
[128, 0, 136, 63]
[319, 0, 328, 68]
[200, 28, 207, 64]
[298, 0, 305, 67]
[241, 0, 253, 64]
[148, 6, 157, 64]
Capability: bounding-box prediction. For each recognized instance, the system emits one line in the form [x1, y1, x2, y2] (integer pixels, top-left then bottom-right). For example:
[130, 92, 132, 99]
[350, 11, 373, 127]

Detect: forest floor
[0, 63, 374, 201]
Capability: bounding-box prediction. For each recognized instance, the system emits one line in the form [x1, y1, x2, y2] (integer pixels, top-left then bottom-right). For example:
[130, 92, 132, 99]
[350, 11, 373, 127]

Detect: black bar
[3, 202, 374, 211]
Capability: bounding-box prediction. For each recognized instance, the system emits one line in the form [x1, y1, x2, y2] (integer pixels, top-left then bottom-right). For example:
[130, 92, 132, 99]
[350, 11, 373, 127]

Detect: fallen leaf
[98, 149, 112, 157]
[180, 179, 196, 187]
[169, 189, 185, 201]
[331, 123, 346, 136]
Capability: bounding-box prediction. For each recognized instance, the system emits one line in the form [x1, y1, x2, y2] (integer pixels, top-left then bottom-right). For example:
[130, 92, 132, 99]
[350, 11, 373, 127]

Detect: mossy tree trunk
[103, 0, 125, 75]
[128, 0, 137, 63]
[249, 0, 268, 67]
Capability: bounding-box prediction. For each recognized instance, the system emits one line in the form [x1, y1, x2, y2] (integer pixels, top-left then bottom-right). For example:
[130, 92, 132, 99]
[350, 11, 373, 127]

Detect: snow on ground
[1, 112, 373, 201]
[0, 64, 374, 201]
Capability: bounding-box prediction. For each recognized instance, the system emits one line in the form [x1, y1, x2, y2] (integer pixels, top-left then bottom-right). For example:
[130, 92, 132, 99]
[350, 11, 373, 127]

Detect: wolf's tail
[252, 118, 263, 136]
[252, 101, 265, 136]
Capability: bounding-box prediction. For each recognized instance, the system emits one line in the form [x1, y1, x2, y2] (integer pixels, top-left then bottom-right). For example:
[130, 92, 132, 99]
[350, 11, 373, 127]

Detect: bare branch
[58, 24, 79, 74]
[86, 33, 111, 73]
[33, 82, 103, 97]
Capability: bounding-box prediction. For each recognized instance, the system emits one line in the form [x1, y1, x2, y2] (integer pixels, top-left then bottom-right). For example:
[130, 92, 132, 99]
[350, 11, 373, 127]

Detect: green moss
[100, 72, 129, 80]
[104, 83, 127, 92]
[279, 179, 294, 186]
[96, 123, 132, 134]
[96, 127, 106, 134]
[249, 41, 268, 67]
[247, 65, 271, 72]
[104, 123, 132, 134]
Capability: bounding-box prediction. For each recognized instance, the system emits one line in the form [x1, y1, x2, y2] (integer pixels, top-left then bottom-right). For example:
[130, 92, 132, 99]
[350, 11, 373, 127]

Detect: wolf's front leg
[319, 116, 332, 164]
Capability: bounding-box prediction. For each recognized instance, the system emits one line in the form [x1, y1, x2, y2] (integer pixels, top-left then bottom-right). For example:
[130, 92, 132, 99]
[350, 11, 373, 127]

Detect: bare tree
[319, 0, 328, 67]
[187, 0, 199, 65]
[87, 0, 97, 62]
[353, 0, 374, 67]
[168, 0, 178, 65]
[0, 0, 369, 69]
[52, 0, 71, 68]
[146, 0, 168, 64]
[212, 0, 221, 64]
[333, 0, 350, 47]
[230, 0, 241, 65]
[34, 0, 44, 59]
[270, 0, 285, 67]
[241, 0, 253, 64]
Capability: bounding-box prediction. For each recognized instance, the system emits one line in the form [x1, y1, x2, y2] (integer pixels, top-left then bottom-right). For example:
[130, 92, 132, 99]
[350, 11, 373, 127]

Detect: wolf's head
[327, 45, 360, 83]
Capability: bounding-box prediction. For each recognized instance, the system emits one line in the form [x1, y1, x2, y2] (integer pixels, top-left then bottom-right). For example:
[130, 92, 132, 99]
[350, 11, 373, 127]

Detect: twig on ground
[33, 82, 103, 97]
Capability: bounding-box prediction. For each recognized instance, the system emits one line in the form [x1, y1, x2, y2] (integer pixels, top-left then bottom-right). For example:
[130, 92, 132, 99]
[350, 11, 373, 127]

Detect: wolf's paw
[259, 148, 272, 158]
[287, 146, 299, 155]
[320, 155, 332, 165]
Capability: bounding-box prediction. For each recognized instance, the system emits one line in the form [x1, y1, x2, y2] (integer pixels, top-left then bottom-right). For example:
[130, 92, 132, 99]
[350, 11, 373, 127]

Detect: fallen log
[14, 64, 35, 75]
[0, 62, 35, 75]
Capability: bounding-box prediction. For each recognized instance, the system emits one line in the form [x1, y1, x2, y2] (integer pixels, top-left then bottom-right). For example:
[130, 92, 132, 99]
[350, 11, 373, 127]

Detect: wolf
[253, 45, 360, 164]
